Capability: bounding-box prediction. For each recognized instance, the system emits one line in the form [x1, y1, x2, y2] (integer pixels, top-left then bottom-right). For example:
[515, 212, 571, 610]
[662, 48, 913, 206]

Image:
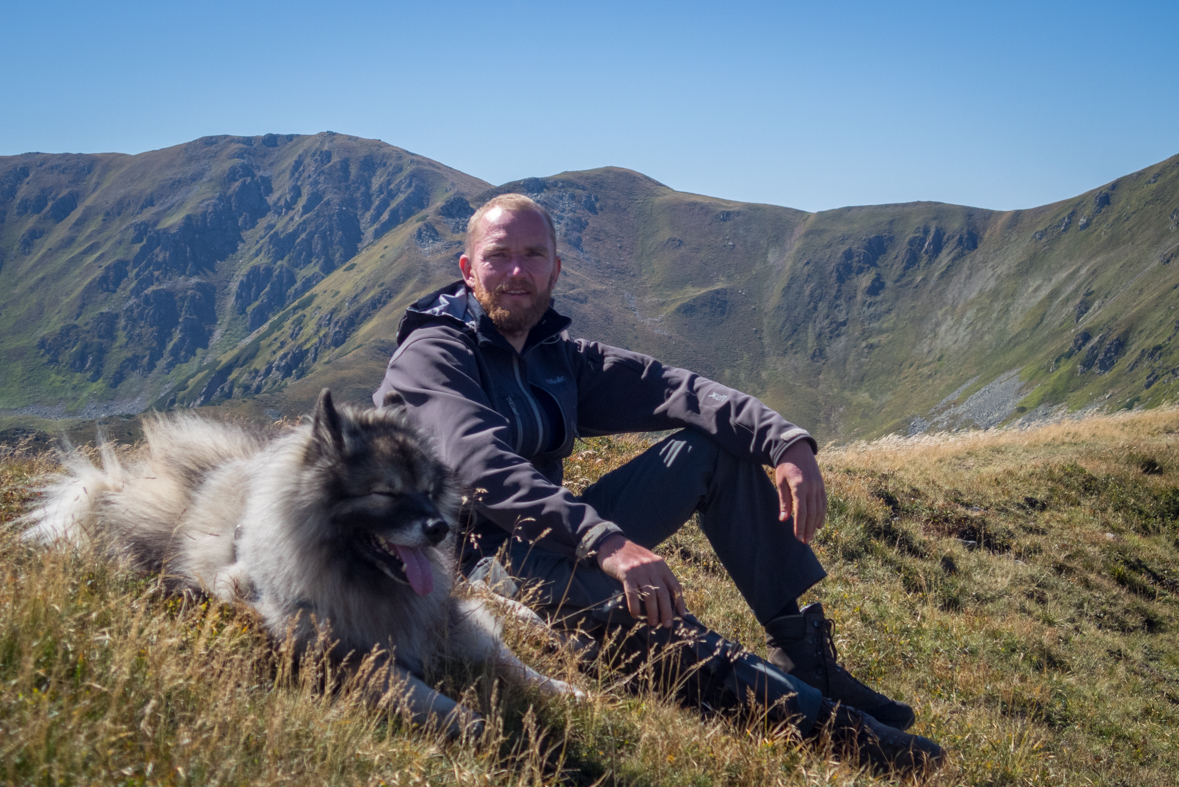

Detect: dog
[22, 389, 578, 737]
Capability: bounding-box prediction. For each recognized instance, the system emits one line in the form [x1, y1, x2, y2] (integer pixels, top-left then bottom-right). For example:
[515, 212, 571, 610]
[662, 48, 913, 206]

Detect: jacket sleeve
[375, 329, 623, 560]
[570, 340, 817, 466]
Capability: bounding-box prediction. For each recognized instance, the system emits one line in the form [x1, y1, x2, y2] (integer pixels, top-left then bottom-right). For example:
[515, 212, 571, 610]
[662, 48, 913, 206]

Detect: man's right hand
[596, 534, 687, 628]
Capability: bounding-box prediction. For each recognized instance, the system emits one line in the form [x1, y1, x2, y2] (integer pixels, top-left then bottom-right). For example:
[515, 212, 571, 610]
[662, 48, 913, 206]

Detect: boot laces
[820, 619, 870, 687]
[820, 619, 838, 660]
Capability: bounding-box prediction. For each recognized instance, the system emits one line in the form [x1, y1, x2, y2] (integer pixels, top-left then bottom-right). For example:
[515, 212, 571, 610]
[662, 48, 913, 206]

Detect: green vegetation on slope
[3, 137, 1179, 444]
[4, 408, 1179, 785]
[0, 133, 488, 417]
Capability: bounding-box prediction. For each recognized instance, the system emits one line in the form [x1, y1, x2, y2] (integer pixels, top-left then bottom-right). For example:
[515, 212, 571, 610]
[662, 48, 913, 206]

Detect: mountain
[2, 133, 1178, 443]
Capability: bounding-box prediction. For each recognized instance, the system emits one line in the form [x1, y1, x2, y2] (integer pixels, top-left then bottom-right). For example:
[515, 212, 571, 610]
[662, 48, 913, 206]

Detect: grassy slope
[4, 408, 1178, 785]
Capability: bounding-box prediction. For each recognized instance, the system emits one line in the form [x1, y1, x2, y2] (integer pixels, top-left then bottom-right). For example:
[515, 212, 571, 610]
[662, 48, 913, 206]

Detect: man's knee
[669, 428, 766, 474]
[662, 428, 771, 503]
[657, 428, 723, 472]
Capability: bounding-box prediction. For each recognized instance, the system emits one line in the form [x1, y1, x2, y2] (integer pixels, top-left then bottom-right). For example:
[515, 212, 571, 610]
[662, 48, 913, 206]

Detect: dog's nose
[423, 518, 449, 544]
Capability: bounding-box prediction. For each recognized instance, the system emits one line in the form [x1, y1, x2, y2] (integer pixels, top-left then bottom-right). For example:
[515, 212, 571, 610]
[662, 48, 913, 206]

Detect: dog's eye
[368, 490, 398, 498]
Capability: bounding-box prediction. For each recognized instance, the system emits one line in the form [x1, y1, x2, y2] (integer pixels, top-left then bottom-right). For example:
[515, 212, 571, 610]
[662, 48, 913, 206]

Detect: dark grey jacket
[374, 281, 815, 561]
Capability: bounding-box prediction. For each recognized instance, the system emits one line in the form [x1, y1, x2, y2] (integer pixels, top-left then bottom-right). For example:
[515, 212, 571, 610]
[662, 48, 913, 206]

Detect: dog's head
[305, 389, 460, 597]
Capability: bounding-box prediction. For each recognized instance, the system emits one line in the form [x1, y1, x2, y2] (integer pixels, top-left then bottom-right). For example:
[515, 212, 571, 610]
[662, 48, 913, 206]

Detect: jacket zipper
[511, 355, 545, 457]
[549, 388, 573, 452]
[505, 396, 524, 454]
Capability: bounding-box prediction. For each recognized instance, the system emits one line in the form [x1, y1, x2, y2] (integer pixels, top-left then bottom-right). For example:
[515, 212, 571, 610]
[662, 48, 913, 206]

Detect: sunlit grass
[3, 408, 1179, 784]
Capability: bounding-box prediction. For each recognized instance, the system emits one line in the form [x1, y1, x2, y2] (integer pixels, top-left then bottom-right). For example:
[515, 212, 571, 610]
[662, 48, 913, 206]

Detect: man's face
[460, 207, 561, 339]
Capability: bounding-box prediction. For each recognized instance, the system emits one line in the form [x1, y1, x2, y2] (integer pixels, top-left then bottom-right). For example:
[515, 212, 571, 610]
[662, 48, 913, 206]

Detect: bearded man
[373, 193, 943, 773]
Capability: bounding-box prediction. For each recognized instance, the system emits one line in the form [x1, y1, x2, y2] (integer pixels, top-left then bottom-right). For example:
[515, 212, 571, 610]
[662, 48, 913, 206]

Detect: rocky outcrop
[836, 235, 892, 283]
[0, 165, 31, 202]
[195, 362, 236, 406]
[129, 197, 243, 284]
[900, 226, 945, 270]
[325, 288, 393, 350]
[265, 195, 361, 274]
[36, 312, 120, 382]
[48, 193, 79, 223]
[234, 287, 395, 396]
[119, 282, 216, 374]
[438, 194, 474, 233]
[235, 263, 299, 330]
[371, 177, 430, 240]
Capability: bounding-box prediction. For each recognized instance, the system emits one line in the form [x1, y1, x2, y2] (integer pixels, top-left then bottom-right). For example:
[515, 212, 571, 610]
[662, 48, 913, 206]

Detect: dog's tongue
[391, 545, 434, 596]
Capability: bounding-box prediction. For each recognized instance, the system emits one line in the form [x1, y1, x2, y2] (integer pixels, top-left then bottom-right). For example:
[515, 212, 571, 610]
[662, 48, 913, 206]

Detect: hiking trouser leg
[469, 534, 823, 734]
[474, 545, 825, 737]
[580, 604, 825, 736]
[579, 428, 827, 623]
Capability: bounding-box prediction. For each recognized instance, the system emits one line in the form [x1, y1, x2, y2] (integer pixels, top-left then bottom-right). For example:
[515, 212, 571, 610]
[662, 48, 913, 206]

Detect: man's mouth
[495, 282, 536, 298]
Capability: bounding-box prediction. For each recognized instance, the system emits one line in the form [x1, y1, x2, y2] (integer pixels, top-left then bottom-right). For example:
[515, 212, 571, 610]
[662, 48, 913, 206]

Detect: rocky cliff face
[2, 134, 1178, 442]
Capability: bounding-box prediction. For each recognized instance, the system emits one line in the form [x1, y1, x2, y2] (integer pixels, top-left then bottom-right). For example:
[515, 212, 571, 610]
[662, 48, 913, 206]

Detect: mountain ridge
[2, 133, 1177, 444]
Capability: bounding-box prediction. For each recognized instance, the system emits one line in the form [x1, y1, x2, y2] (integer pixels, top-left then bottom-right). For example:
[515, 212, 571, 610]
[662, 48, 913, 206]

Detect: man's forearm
[386, 333, 620, 557]
[572, 340, 816, 466]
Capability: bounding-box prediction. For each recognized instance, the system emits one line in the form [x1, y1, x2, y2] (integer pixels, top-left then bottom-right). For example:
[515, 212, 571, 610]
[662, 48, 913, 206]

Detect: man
[374, 194, 943, 772]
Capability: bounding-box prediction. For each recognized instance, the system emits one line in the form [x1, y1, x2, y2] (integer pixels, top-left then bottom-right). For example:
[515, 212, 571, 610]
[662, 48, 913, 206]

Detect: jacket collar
[396, 280, 571, 355]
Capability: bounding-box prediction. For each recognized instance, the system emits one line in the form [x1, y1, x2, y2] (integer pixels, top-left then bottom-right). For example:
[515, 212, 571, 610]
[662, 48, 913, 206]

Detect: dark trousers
[463, 429, 828, 731]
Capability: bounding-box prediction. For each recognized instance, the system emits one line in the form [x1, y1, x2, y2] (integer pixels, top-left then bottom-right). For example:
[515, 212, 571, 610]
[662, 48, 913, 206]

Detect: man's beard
[470, 278, 553, 338]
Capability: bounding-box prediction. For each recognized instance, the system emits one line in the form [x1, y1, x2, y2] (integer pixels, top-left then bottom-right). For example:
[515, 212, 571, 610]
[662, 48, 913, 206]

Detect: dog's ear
[381, 388, 406, 410]
[312, 388, 345, 454]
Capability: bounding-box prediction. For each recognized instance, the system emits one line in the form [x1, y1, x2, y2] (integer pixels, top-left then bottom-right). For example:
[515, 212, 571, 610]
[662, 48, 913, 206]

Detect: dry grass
[3, 408, 1179, 785]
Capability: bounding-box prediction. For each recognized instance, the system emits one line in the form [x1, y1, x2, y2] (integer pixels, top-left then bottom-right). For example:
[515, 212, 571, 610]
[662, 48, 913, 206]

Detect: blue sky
[3, 1, 1176, 212]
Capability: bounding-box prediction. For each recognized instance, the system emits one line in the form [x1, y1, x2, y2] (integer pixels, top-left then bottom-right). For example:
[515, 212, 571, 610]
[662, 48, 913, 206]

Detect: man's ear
[551, 256, 562, 287]
[459, 254, 475, 287]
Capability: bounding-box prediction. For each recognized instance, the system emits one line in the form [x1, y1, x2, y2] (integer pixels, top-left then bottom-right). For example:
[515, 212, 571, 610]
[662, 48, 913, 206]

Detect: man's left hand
[775, 441, 828, 544]
[596, 534, 687, 628]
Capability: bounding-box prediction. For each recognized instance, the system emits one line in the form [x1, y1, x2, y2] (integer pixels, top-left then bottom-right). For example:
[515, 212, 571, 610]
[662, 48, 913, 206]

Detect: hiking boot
[765, 602, 917, 731]
[808, 698, 944, 775]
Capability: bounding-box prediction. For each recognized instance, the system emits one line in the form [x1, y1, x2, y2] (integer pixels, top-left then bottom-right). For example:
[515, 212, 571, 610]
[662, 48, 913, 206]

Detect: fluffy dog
[22, 389, 576, 736]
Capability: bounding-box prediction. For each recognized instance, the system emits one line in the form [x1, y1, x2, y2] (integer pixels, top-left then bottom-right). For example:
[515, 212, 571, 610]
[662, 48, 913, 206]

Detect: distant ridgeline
[2, 133, 1178, 442]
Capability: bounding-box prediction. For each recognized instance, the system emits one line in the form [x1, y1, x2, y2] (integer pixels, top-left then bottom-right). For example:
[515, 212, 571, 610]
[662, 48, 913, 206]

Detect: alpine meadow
[4, 409, 1179, 784]
[2, 135, 1179, 785]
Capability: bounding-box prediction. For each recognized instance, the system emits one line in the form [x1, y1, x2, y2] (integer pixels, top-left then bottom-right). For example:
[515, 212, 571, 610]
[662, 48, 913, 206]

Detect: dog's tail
[20, 435, 125, 545]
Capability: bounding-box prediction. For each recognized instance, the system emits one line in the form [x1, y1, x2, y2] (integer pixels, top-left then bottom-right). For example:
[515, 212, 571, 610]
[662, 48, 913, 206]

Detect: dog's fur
[22, 389, 575, 735]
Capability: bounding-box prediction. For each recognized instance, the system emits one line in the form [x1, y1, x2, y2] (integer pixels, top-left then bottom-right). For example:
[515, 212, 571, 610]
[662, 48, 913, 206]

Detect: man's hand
[775, 441, 828, 544]
[596, 534, 687, 628]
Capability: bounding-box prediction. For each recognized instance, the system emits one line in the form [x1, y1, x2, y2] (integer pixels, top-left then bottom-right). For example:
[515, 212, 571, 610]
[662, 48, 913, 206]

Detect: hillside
[4, 408, 1179, 784]
[2, 134, 1178, 441]
[0, 133, 488, 418]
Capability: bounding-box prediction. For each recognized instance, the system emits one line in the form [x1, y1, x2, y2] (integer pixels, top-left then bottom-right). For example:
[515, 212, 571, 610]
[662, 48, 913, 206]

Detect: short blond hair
[465, 194, 557, 257]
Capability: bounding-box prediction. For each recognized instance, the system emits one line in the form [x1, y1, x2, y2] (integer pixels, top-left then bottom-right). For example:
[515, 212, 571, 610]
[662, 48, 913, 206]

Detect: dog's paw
[538, 676, 587, 700]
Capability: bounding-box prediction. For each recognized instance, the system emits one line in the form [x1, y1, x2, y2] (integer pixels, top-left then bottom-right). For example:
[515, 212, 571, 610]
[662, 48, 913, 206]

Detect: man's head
[465, 194, 557, 258]
[460, 194, 561, 346]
